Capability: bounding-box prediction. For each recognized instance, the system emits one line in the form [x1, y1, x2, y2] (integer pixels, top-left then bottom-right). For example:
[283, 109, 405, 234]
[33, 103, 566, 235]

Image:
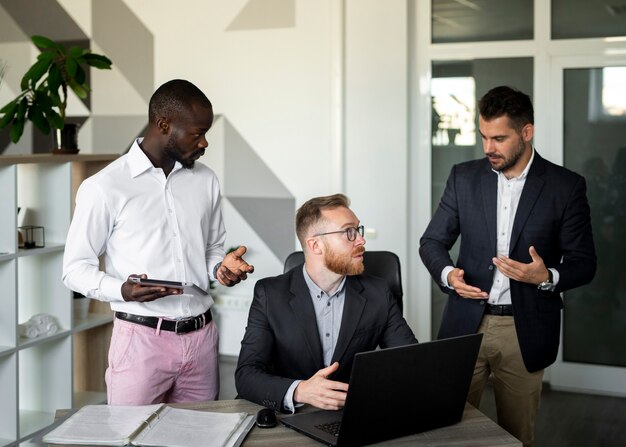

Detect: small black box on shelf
[18, 225, 45, 249]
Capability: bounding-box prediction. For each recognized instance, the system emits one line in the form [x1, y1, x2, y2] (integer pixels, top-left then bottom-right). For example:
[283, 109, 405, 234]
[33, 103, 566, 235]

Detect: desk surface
[55, 399, 521, 447]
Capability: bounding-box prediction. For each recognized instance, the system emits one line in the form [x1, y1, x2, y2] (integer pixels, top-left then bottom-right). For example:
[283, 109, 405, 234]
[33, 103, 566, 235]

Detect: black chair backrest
[283, 250, 403, 312]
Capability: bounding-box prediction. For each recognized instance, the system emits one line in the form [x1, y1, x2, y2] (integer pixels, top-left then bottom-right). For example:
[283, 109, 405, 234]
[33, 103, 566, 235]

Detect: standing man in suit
[419, 86, 596, 447]
[236, 194, 417, 413]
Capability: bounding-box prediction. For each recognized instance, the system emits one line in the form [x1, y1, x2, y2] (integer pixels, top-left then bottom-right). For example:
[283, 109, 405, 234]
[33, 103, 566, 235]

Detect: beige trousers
[467, 315, 544, 447]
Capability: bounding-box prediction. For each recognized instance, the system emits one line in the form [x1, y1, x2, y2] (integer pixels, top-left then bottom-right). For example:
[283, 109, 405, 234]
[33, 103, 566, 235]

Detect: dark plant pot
[53, 123, 80, 154]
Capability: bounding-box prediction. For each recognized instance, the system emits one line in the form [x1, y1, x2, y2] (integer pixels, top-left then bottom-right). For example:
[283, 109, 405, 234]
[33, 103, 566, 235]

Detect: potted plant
[0, 35, 112, 153]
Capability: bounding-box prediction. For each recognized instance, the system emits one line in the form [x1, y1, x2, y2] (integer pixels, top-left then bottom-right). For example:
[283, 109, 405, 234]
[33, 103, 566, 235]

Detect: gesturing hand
[492, 246, 550, 286]
[448, 268, 488, 299]
[294, 362, 349, 410]
[217, 246, 255, 287]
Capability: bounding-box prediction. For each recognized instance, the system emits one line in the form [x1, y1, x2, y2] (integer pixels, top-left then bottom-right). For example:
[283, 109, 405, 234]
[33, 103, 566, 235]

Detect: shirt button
[325, 333, 330, 337]
[327, 302, 331, 306]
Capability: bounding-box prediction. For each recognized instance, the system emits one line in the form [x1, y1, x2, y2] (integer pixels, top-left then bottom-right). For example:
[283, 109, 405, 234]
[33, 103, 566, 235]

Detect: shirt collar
[127, 138, 184, 178]
[302, 264, 347, 298]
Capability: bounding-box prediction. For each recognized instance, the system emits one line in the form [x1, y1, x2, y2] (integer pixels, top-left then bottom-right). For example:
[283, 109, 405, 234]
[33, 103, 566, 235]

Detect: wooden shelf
[72, 313, 114, 332]
[0, 154, 120, 165]
[0, 154, 119, 445]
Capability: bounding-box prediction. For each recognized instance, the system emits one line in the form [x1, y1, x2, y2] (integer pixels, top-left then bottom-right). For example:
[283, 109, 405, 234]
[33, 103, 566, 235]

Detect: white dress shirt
[62, 139, 226, 318]
[441, 148, 559, 302]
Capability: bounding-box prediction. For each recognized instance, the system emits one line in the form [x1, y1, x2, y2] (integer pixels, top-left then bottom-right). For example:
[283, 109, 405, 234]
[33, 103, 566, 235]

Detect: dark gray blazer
[419, 152, 596, 373]
[235, 267, 417, 412]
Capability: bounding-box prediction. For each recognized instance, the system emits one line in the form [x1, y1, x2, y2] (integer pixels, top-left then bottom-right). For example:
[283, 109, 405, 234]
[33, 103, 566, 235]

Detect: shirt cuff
[99, 275, 125, 302]
[441, 266, 455, 289]
[549, 268, 560, 286]
[283, 380, 302, 414]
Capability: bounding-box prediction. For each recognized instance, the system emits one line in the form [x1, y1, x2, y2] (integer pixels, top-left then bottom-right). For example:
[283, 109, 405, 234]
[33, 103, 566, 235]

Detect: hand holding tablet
[122, 275, 208, 302]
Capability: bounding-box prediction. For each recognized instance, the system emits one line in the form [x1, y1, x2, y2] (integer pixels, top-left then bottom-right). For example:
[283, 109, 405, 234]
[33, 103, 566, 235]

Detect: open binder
[43, 404, 255, 447]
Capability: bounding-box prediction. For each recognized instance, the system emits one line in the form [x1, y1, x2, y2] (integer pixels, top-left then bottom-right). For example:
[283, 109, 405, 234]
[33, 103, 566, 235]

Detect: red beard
[325, 246, 365, 276]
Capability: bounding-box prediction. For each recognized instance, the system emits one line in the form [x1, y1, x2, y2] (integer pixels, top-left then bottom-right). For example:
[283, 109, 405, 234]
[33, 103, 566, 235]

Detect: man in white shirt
[63, 79, 254, 405]
[419, 86, 596, 447]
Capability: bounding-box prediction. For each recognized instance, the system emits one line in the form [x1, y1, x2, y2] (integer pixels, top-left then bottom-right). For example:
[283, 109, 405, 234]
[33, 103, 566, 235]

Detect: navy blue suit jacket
[419, 152, 596, 372]
[235, 266, 417, 412]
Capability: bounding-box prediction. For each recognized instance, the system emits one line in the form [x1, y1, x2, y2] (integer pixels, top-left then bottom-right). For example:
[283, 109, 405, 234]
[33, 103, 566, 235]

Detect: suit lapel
[481, 163, 498, 255]
[288, 270, 324, 367]
[331, 276, 366, 364]
[510, 153, 546, 253]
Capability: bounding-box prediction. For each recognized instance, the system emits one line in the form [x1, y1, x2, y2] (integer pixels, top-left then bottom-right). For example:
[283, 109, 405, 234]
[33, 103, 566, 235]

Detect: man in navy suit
[236, 194, 417, 413]
[420, 86, 596, 447]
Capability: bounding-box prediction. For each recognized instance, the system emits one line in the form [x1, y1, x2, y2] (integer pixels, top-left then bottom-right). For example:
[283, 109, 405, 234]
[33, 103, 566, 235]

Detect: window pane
[430, 58, 533, 338]
[562, 67, 626, 367]
[553, 0, 626, 39]
[432, 0, 533, 44]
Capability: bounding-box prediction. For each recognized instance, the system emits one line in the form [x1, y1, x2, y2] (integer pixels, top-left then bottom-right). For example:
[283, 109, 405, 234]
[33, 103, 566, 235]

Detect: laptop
[280, 333, 483, 446]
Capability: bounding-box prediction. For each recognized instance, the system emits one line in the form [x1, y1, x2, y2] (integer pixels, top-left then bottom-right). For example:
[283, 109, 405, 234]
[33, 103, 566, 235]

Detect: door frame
[547, 54, 626, 397]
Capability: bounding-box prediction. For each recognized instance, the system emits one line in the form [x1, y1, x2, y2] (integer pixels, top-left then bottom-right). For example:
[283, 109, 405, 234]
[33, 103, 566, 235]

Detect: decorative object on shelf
[0, 59, 6, 90]
[0, 35, 112, 153]
[18, 225, 45, 249]
[73, 292, 91, 320]
[18, 313, 59, 339]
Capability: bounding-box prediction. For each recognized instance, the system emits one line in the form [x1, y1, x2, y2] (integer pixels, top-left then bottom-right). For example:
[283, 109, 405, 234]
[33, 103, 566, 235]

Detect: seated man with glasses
[235, 194, 417, 413]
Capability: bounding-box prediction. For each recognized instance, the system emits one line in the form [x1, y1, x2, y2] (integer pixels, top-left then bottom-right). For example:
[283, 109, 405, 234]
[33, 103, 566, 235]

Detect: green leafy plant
[0, 35, 112, 143]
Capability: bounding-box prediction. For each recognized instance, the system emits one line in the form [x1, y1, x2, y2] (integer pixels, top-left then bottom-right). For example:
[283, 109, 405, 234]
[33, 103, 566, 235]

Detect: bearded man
[419, 86, 596, 447]
[235, 194, 417, 413]
[63, 79, 253, 405]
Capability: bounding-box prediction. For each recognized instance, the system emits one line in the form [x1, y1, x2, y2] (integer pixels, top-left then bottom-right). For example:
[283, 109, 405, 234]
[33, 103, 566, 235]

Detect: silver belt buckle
[174, 315, 202, 334]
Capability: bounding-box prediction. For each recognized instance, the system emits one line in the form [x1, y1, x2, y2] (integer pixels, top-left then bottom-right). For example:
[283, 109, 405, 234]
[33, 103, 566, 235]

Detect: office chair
[283, 250, 403, 312]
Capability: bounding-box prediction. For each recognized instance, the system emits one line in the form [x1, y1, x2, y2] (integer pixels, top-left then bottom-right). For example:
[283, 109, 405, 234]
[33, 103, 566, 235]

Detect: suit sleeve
[554, 176, 597, 292]
[380, 288, 418, 348]
[235, 280, 295, 412]
[419, 165, 461, 292]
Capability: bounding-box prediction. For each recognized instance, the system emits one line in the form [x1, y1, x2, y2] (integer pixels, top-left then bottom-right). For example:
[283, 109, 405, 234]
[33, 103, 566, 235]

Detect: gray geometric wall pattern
[204, 115, 295, 263]
[227, 0, 296, 31]
[0, 0, 295, 263]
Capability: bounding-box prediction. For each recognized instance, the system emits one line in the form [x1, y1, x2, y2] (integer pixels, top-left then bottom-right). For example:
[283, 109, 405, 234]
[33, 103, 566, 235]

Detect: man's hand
[217, 246, 255, 287]
[492, 246, 550, 286]
[294, 362, 349, 410]
[448, 268, 488, 299]
[121, 274, 182, 302]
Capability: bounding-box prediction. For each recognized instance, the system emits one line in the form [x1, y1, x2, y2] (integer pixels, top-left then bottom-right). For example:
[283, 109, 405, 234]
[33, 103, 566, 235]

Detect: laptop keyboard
[315, 420, 341, 437]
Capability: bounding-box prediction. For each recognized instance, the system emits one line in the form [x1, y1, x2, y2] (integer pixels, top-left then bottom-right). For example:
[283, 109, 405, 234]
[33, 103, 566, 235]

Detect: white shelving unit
[0, 154, 117, 447]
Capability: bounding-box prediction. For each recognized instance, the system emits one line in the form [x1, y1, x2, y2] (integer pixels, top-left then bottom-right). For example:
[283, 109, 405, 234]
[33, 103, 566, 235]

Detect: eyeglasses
[314, 225, 364, 242]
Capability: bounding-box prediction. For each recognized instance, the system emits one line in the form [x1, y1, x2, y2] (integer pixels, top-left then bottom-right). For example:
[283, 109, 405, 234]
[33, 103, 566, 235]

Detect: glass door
[548, 55, 626, 395]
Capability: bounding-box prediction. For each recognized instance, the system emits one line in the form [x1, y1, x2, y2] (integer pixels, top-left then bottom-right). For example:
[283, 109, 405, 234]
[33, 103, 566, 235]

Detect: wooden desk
[55, 399, 520, 446]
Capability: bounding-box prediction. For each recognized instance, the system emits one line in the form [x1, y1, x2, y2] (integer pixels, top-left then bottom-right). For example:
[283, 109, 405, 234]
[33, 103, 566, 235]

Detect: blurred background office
[1, 1, 625, 445]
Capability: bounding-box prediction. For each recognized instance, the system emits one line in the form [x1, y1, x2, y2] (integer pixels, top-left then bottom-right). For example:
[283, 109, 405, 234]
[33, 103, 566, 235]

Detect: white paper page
[134, 407, 247, 447]
[44, 405, 162, 445]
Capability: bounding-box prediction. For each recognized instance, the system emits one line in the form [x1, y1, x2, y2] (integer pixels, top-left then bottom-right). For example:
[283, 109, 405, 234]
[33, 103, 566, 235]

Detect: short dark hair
[478, 85, 533, 132]
[148, 79, 212, 124]
[296, 194, 350, 247]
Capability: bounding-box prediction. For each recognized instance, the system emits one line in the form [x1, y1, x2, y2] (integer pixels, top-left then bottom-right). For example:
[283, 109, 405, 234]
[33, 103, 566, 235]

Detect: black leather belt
[115, 309, 212, 334]
[484, 304, 514, 316]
